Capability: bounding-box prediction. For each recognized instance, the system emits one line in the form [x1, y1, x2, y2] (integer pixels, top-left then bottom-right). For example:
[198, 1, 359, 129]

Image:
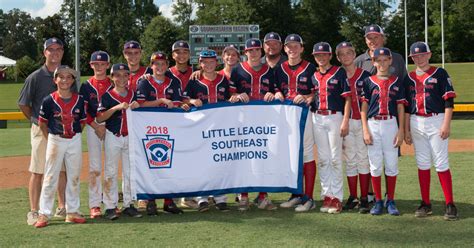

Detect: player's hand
[263, 92, 275, 102]
[274, 92, 285, 102]
[229, 94, 240, 103]
[190, 70, 202, 80]
[239, 93, 250, 103]
[129, 101, 140, 110]
[404, 130, 412, 145]
[141, 73, 152, 80]
[340, 120, 349, 137]
[393, 130, 404, 148]
[114, 102, 129, 110]
[305, 95, 314, 106]
[363, 130, 373, 145]
[94, 125, 106, 140]
[293, 94, 305, 105]
[439, 124, 451, 140]
[180, 103, 191, 111]
[190, 99, 203, 107]
[160, 98, 174, 109]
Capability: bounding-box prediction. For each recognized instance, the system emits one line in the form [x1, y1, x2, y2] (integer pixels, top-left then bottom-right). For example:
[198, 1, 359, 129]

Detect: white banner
[128, 101, 308, 199]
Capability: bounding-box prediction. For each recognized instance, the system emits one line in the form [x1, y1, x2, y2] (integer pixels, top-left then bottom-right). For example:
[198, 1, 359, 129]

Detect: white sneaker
[257, 197, 277, 210]
[180, 198, 199, 209]
[280, 197, 302, 208]
[54, 207, 66, 218]
[27, 211, 38, 225]
[295, 199, 316, 212]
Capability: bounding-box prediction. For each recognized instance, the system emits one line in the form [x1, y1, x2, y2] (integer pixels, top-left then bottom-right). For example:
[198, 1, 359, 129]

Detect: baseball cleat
[146, 201, 158, 216]
[215, 202, 230, 212]
[122, 205, 143, 218]
[415, 201, 432, 218]
[137, 200, 148, 210]
[328, 198, 343, 214]
[65, 213, 86, 224]
[295, 199, 316, 212]
[180, 198, 199, 209]
[27, 211, 38, 226]
[358, 197, 370, 214]
[34, 214, 49, 228]
[320, 196, 332, 213]
[198, 202, 210, 213]
[164, 202, 184, 214]
[105, 209, 119, 220]
[342, 196, 359, 211]
[238, 197, 250, 211]
[386, 200, 400, 216]
[54, 207, 66, 218]
[280, 196, 302, 208]
[257, 197, 277, 211]
[370, 200, 384, 215]
[90, 207, 102, 219]
[444, 203, 458, 221]
[367, 193, 375, 204]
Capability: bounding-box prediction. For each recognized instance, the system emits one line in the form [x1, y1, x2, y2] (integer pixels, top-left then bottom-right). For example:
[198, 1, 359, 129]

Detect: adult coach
[261, 32, 288, 68]
[18, 37, 68, 225]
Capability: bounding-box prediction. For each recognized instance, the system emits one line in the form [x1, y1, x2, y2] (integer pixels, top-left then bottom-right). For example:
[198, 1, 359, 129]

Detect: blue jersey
[79, 77, 113, 125]
[230, 62, 275, 100]
[183, 74, 231, 104]
[361, 75, 407, 118]
[169, 66, 193, 90]
[38, 92, 86, 137]
[405, 66, 456, 115]
[136, 75, 183, 107]
[274, 60, 316, 99]
[311, 66, 351, 112]
[98, 89, 136, 136]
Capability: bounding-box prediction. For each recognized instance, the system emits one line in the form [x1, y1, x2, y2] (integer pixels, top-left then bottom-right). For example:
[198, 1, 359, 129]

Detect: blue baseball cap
[172, 40, 190, 51]
[264, 32, 282, 43]
[409, 41, 431, 57]
[110, 63, 130, 75]
[245, 38, 262, 51]
[199, 49, 217, 60]
[372, 47, 392, 58]
[123, 40, 141, 50]
[365, 24, 384, 37]
[43, 37, 64, 50]
[336, 41, 354, 50]
[312, 42, 332, 54]
[284, 34, 303, 45]
[90, 51, 110, 63]
[150, 52, 168, 64]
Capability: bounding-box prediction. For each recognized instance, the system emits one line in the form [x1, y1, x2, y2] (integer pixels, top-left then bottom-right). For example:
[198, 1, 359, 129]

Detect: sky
[0, 0, 175, 19]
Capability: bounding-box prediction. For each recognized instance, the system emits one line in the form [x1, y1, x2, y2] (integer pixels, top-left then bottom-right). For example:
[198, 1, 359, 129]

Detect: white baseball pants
[343, 119, 370, 176]
[367, 118, 399, 177]
[87, 125, 104, 208]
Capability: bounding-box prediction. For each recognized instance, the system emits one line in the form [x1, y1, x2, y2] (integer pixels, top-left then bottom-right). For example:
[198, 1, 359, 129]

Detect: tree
[133, 0, 161, 34]
[35, 14, 73, 66]
[194, 0, 255, 25]
[2, 9, 38, 60]
[172, 0, 195, 40]
[140, 15, 179, 65]
[252, 0, 296, 37]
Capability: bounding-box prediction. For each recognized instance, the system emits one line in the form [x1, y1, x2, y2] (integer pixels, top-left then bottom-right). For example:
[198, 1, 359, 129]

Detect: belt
[115, 133, 128, 137]
[373, 115, 393, 120]
[316, 110, 337, 115]
[351, 117, 361, 120]
[416, 113, 438, 117]
[58, 134, 74, 139]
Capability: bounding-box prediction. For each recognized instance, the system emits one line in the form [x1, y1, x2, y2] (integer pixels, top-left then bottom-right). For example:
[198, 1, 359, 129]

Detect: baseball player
[273, 34, 317, 212]
[79, 51, 112, 219]
[360, 47, 406, 216]
[96, 63, 142, 220]
[170, 40, 193, 90]
[261, 32, 288, 68]
[182, 49, 232, 212]
[311, 42, 352, 214]
[404, 42, 458, 220]
[18, 38, 68, 225]
[136, 52, 188, 215]
[228, 38, 277, 211]
[335, 41, 372, 213]
[219, 44, 240, 80]
[35, 66, 87, 228]
[123, 40, 148, 92]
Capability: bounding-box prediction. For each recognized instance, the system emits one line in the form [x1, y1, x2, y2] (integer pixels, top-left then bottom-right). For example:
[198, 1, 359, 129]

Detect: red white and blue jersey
[79, 77, 113, 125]
[347, 68, 372, 119]
[129, 66, 148, 92]
[361, 75, 407, 118]
[38, 92, 86, 137]
[274, 60, 316, 99]
[98, 90, 136, 136]
[183, 74, 231, 104]
[136, 75, 183, 107]
[169, 66, 193, 91]
[218, 69, 231, 81]
[230, 62, 275, 100]
[311, 66, 351, 112]
[405, 67, 456, 115]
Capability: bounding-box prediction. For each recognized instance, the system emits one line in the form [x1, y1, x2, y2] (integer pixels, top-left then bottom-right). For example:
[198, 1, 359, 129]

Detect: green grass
[0, 152, 473, 246]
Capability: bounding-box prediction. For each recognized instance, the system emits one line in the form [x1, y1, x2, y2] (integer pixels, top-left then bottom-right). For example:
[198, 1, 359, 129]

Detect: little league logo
[142, 135, 175, 169]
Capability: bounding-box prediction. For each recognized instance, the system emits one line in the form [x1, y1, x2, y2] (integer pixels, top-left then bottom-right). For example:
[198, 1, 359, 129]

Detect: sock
[359, 173, 370, 198]
[164, 198, 173, 205]
[437, 169, 454, 205]
[347, 175, 358, 197]
[418, 169, 431, 204]
[258, 192, 267, 200]
[386, 175, 397, 200]
[303, 161, 316, 200]
[241, 193, 249, 198]
[371, 176, 382, 201]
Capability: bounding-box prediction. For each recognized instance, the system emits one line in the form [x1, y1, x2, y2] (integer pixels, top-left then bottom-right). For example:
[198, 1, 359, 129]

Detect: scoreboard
[188, 25, 260, 64]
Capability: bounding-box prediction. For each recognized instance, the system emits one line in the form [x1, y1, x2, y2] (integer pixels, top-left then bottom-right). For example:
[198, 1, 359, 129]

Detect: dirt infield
[0, 140, 472, 189]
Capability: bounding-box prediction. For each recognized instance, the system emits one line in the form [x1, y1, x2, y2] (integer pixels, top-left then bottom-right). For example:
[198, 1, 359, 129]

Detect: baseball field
[0, 63, 473, 246]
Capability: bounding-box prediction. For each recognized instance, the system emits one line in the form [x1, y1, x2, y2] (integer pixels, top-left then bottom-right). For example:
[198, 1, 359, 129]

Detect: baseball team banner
[128, 101, 308, 199]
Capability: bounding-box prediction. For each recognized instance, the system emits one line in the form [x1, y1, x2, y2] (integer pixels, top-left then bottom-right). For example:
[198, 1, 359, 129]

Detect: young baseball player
[79, 51, 112, 219]
[404, 42, 458, 220]
[228, 38, 277, 211]
[35, 66, 87, 228]
[170, 40, 193, 90]
[96, 63, 142, 220]
[123, 40, 148, 92]
[311, 42, 352, 214]
[360, 47, 406, 216]
[219, 44, 240, 80]
[274, 34, 317, 212]
[182, 49, 232, 212]
[335, 41, 372, 213]
[136, 52, 187, 215]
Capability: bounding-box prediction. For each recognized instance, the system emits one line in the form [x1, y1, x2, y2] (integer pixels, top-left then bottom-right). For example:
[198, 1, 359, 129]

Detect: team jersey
[347, 68, 372, 119]
[98, 89, 136, 136]
[361, 75, 407, 118]
[405, 66, 456, 115]
[169, 66, 193, 90]
[79, 77, 113, 125]
[38, 92, 86, 137]
[128, 66, 147, 92]
[230, 62, 275, 100]
[136, 75, 183, 107]
[311, 66, 351, 112]
[274, 60, 316, 99]
[183, 74, 231, 104]
[218, 69, 231, 81]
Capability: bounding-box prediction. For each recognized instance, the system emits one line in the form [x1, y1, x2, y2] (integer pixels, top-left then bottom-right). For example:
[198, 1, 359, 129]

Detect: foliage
[140, 15, 179, 65]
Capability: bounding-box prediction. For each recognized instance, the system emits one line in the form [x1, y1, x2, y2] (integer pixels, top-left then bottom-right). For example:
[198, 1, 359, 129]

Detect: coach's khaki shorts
[29, 124, 65, 174]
